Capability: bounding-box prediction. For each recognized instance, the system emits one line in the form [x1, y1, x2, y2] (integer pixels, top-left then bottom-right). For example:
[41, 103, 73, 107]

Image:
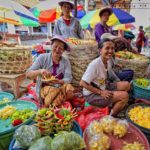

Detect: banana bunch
[135, 78, 150, 88]
[34, 107, 77, 135]
[122, 142, 145, 150]
[0, 105, 16, 120]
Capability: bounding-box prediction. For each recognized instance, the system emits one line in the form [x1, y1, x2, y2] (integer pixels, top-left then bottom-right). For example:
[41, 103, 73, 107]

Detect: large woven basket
[115, 57, 149, 78]
[68, 40, 98, 86]
[0, 46, 32, 74]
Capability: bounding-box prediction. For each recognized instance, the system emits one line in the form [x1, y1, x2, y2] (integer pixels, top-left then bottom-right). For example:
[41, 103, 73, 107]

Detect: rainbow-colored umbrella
[113, 23, 136, 31]
[0, 0, 39, 26]
[31, 0, 85, 23]
[80, 8, 135, 29]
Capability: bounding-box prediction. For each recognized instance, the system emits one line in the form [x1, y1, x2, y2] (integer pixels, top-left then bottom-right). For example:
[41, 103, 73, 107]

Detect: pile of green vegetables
[13, 125, 85, 150]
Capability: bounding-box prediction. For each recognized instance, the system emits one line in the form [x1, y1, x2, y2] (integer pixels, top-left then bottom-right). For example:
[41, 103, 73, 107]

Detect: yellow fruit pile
[89, 133, 110, 150]
[135, 78, 150, 88]
[0, 105, 16, 120]
[122, 142, 145, 150]
[113, 121, 128, 138]
[128, 106, 150, 129]
[115, 51, 147, 60]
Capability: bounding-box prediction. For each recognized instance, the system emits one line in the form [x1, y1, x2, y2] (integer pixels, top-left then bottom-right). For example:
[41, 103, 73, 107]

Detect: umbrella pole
[47, 23, 52, 37]
[74, 0, 77, 17]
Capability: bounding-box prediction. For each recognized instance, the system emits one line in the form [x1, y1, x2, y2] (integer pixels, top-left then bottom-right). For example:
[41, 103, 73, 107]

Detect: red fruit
[12, 119, 23, 126]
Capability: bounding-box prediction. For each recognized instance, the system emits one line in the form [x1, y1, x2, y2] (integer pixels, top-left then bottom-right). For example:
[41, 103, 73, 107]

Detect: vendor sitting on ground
[26, 35, 74, 107]
[80, 38, 130, 116]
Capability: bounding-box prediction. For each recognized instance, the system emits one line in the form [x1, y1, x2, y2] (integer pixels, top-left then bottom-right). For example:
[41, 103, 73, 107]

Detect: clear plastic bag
[51, 131, 85, 150]
[29, 136, 52, 150]
[13, 125, 41, 149]
[89, 133, 111, 150]
[100, 115, 117, 134]
[113, 120, 129, 138]
[87, 120, 103, 137]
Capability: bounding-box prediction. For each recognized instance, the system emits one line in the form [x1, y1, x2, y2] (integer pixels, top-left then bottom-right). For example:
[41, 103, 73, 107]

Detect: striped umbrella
[80, 8, 135, 29]
[0, 0, 39, 26]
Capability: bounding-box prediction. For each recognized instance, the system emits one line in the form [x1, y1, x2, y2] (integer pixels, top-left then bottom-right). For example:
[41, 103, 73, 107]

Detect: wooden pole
[74, 0, 77, 17]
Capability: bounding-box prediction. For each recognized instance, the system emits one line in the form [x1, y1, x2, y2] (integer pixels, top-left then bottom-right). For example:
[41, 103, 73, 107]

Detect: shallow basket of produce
[132, 78, 150, 100]
[9, 121, 83, 150]
[126, 103, 150, 141]
[83, 116, 150, 150]
[0, 92, 14, 105]
[0, 100, 37, 149]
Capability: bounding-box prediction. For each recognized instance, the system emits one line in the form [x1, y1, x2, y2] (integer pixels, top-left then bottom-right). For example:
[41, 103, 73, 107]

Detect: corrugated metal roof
[13, 0, 39, 8]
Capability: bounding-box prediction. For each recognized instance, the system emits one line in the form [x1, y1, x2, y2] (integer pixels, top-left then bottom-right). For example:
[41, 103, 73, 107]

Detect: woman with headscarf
[53, 0, 83, 39]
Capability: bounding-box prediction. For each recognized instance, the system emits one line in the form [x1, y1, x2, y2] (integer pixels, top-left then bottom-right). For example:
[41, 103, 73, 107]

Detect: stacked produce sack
[66, 38, 99, 86]
[115, 51, 149, 78]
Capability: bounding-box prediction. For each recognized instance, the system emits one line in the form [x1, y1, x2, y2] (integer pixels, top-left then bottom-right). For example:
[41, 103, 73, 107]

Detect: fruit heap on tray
[0, 98, 11, 105]
[65, 38, 81, 45]
[122, 142, 146, 150]
[0, 105, 35, 126]
[128, 106, 150, 129]
[135, 78, 150, 88]
[86, 116, 146, 150]
[34, 106, 77, 135]
[115, 51, 147, 60]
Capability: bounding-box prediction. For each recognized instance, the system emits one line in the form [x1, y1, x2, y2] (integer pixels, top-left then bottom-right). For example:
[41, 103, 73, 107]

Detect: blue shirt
[53, 17, 84, 39]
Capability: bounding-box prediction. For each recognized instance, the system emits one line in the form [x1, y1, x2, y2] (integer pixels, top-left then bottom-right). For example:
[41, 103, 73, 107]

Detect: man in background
[136, 26, 145, 53]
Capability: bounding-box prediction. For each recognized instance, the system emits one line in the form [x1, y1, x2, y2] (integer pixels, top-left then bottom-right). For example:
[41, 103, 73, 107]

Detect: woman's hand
[100, 90, 113, 100]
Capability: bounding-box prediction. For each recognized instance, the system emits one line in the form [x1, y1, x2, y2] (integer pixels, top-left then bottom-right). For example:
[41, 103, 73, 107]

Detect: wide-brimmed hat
[59, 0, 74, 9]
[51, 35, 71, 51]
[99, 7, 112, 17]
[101, 33, 118, 40]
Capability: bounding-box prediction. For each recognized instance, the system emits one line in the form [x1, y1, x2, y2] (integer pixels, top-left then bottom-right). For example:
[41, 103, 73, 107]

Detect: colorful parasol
[0, 0, 39, 26]
[113, 23, 136, 31]
[80, 8, 135, 29]
[31, 5, 85, 23]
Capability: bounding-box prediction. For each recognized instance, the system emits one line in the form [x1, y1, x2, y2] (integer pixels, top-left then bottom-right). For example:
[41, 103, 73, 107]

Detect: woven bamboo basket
[0, 46, 32, 74]
[68, 40, 98, 86]
[115, 57, 149, 78]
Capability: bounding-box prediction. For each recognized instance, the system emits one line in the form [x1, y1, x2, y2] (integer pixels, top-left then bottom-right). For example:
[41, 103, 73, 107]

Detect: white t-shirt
[82, 57, 112, 96]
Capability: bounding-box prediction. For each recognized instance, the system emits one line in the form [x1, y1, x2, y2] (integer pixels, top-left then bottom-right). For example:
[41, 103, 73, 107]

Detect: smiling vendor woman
[53, 0, 83, 39]
[26, 35, 73, 106]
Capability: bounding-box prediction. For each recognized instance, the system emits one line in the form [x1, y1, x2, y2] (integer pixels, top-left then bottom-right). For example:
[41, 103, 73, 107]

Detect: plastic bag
[100, 115, 117, 134]
[113, 120, 129, 138]
[51, 131, 85, 150]
[87, 120, 103, 137]
[29, 136, 52, 150]
[89, 133, 111, 150]
[13, 125, 41, 149]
